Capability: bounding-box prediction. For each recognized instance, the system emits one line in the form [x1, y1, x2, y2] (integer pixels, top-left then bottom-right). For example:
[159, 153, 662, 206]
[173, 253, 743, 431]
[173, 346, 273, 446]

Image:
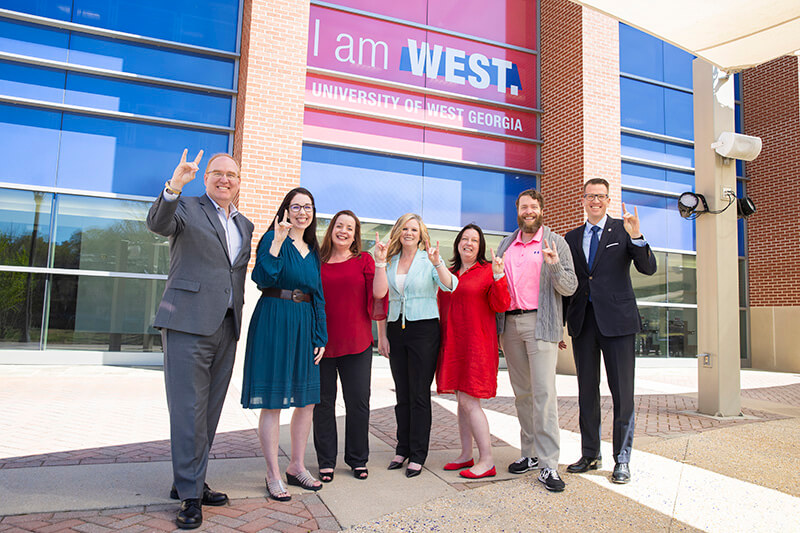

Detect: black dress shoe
[388, 457, 407, 470]
[176, 498, 202, 529]
[567, 456, 602, 474]
[612, 463, 631, 484]
[170, 483, 229, 506]
[405, 466, 422, 478]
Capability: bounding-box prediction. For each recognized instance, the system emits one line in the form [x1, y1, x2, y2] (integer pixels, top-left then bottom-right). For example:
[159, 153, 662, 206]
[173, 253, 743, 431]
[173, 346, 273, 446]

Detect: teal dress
[241, 231, 328, 409]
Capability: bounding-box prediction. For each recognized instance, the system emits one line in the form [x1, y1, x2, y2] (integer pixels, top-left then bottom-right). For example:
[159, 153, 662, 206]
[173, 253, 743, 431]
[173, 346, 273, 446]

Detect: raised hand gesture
[542, 238, 559, 265]
[426, 240, 442, 266]
[621, 202, 642, 239]
[170, 149, 203, 191]
[273, 211, 293, 245]
[490, 248, 504, 276]
[374, 232, 388, 263]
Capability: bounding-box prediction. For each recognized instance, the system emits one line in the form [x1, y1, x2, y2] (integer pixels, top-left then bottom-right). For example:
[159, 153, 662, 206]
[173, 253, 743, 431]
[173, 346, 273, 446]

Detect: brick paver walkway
[0, 495, 338, 533]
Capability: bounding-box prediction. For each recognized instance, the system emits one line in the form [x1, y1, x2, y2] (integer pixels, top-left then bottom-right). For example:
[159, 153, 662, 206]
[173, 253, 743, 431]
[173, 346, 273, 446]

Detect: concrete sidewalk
[1, 358, 800, 532]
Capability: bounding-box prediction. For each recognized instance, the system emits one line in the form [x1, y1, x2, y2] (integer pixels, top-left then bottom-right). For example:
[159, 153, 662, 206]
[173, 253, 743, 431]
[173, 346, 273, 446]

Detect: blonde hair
[386, 213, 430, 262]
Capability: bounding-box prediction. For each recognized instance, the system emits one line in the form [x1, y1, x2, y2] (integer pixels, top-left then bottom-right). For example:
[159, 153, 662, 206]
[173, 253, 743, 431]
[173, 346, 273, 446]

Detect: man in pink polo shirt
[496, 189, 577, 492]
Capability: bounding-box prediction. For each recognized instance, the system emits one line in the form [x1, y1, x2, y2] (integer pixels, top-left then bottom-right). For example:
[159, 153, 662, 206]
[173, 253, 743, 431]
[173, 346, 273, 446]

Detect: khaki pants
[501, 312, 560, 469]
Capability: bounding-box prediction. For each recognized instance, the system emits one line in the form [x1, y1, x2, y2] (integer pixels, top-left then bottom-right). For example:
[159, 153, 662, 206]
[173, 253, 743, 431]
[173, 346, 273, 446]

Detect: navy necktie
[587, 225, 600, 268]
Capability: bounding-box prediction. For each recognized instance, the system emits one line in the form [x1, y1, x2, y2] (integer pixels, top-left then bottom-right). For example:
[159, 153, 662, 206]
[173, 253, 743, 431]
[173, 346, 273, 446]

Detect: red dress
[321, 252, 387, 357]
[437, 262, 511, 398]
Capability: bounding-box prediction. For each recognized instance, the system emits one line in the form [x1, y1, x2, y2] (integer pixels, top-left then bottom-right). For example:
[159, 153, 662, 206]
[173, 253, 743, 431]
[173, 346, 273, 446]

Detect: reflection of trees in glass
[0, 271, 44, 345]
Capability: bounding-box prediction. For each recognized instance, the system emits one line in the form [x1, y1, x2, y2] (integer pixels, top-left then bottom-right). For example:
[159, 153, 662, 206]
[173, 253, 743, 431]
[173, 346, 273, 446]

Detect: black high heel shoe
[387, 457, 407, 470]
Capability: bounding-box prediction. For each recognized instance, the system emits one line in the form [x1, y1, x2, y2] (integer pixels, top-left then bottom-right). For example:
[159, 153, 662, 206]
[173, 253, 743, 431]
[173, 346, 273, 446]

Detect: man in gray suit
[147, 149, 254, 529]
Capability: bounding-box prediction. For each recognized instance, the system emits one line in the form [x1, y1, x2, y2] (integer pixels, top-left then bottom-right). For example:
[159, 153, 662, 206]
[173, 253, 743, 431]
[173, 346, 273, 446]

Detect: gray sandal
[286, 470, 322, 491]
[266, 478, 291, 501]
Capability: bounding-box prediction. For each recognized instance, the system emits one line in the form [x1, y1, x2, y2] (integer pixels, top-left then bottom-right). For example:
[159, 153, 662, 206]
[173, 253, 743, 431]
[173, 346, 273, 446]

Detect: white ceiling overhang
[569, 0, 800, 71]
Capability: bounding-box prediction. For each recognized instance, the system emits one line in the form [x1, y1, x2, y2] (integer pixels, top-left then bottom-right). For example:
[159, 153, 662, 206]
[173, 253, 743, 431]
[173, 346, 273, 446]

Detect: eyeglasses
[583, 194, 609, 201]
[208, 170, 240, 180]
[289, 204, 314, 213]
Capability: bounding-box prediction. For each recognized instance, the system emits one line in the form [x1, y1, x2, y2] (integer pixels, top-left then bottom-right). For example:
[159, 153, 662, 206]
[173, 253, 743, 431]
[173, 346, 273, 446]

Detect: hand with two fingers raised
[373, 231, 388, 264]
[621, 202, 642, 239]
[490, 248, 505, 277]
[169, 149, 204, 192]
[426, 240, 442, 266]
[542, 238, 560, 265]
[270, 211, 294, 257]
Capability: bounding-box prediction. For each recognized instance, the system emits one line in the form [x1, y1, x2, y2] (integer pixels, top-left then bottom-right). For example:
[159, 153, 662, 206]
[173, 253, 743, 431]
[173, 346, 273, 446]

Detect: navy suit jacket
[564, 217, 657, 338]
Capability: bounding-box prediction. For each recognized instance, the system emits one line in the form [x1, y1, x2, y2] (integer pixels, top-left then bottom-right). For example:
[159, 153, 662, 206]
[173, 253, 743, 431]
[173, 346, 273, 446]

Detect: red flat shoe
[444, 459, 474, 471]
[459, 466, 497, 479]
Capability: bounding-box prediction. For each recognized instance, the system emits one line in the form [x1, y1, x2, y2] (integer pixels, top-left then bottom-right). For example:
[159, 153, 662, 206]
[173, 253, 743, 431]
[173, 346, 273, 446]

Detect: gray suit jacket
[147, 193, 254, 339]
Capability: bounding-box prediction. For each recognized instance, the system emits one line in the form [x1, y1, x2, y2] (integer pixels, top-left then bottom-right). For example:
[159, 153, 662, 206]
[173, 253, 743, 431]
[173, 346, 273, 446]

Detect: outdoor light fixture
[678, 190, 739, 220]
[678, 192, 708, 219]
[737, 197, 756, 218]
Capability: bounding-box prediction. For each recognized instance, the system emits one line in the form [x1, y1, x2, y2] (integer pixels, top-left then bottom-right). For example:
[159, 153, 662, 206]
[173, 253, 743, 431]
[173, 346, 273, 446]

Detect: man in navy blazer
[564, 178, 657, 484]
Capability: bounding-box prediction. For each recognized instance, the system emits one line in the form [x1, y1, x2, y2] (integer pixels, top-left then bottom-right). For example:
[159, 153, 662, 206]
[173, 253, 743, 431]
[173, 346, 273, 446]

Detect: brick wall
[540, 0, 621, 236]
[235, 0, 310, 255]
[742, 56, 800, 306]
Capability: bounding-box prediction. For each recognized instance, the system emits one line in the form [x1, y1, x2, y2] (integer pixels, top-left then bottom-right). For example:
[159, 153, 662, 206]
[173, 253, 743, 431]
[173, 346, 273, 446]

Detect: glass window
[666, 253, 696, 304]
[46, 274, 164, 351]
[619, 24, 663, 81]
[622, 134, 694, 169]
[71, 0, 239, 51]
[621, 161, 693, 195]
[0, 189, 52, 268]
[663, 89, 693, 140]
[622, 190, 694, 251]
[427, 0, 537, 49]
[0, 1, 72, 21]
[636, 306, 666, 357]
[56, 114, 229, 196]
[64, 72, 232, 126]
[738, 258, 747, 308]
[52, 195, 169, 275]
[0, 103, 62, 187]
[0, 271, 45, 349]
[662, 43, 693, 89]
[632, 250, 666, 303]
[0, 59, 66, 103]
[68, 33, 236, 89]
[621, 78, 665, 133]
[0, 18, 70, 62]
[667, 307, 697, 357]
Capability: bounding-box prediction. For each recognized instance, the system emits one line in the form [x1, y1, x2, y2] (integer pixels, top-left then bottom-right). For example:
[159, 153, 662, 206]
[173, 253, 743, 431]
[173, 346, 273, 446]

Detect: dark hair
[583, 178, 610, 192]
[449, 223, 487, 272]
[516, 188, 544, 210]
[264, 187, 320, 255]
[320, 210, 362, 263]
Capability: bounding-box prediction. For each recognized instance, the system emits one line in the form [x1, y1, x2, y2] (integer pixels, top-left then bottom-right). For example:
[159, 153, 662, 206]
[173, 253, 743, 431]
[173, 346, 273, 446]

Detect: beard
[518, 213, 543, 234]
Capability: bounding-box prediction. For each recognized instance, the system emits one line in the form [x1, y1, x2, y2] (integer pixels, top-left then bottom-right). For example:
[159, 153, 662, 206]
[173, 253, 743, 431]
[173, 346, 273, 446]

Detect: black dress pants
[572, 303, 636, 464]
[313, 345, 373, 469]
[387, 317, 440, 465]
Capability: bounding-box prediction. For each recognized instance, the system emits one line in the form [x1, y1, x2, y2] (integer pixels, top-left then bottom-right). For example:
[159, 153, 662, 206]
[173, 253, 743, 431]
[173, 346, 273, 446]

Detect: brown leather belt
[261, 287, 311, 303]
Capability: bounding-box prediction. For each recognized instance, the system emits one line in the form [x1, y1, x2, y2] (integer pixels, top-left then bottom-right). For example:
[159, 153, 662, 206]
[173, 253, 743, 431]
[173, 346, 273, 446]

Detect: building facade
[0, 0, 797, 369]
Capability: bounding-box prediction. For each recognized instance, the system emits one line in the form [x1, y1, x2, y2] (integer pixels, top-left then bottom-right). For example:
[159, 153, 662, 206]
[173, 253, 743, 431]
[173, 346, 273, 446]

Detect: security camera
[710, 132, 762, 161]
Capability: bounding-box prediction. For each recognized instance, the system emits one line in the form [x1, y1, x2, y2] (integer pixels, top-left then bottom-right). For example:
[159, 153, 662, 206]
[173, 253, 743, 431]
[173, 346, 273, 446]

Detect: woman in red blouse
[313, 210, 388, 482]
[437, 223, 510, 479]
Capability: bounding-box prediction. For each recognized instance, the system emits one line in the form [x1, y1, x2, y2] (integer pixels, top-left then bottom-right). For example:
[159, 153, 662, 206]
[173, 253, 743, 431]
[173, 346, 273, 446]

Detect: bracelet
[164, 180, 182, 196]
[375, 262, 387, 268]
[434, 262, 443, 268]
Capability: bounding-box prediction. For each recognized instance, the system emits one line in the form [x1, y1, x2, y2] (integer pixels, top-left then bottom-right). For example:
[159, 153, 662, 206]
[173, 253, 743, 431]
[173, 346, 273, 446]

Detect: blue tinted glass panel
[301, 145, 423, 221]
[0, 60, 66, 103]
[621, 162, 693, 195]
[735, 103, 743, 134]
[619, 24, 663, 81]
[621, 78, 665, 133]
[737, 180, 745, 256]
[734, 73, 742, 101]
[64, 73, 231, 126]
[622, 134, 694, 169]
[422, 163, 536, 232]
[0, 188, 53, 268]
[71, 0, 239, 51]
[663, 89, 693, 140]
[0, 1, 72, 21]
[662, 44, 694, 89]
[68, 34, 235, 89]
[622, 190, 694, 251]
[664, 143, 694, 169]
[0, 18, 69, 62]
[0, 103, 61, 186]
[57, 114, 229, 196]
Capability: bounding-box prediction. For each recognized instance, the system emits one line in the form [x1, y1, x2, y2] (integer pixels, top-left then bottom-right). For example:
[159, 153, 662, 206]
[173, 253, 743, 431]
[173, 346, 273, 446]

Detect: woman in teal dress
[241, 187, 327, 502]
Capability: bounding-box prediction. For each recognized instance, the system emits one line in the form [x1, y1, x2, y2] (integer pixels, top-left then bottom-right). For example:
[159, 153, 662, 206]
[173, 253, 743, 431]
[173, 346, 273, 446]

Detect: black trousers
[387, 317, 440, 465]
[313, 345, 373, 469]
[572, 303, 636, 464]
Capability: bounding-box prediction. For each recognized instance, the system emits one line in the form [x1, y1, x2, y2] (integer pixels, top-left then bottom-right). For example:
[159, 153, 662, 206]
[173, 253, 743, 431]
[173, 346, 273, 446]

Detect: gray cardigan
[496, 226, 578, 343]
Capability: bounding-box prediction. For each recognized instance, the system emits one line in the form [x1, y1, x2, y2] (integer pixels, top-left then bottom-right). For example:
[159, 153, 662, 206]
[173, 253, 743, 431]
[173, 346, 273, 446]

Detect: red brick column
[540, 0, 621, 235]
[235, 0, 310, 249]
[742, 55, 800, 371]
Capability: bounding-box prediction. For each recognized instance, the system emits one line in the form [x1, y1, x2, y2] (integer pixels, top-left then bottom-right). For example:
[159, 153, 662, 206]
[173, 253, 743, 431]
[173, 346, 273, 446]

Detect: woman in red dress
[437, 223, 510, 479]
[313, 210, 388, 482]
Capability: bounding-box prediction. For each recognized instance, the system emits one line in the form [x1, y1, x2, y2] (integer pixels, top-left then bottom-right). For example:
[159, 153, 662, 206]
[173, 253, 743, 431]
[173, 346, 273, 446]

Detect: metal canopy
[569, 0, 800, 71]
